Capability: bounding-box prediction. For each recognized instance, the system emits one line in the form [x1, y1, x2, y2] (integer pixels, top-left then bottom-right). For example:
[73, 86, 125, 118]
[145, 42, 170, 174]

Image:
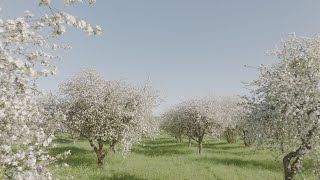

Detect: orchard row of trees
[160, 34, 320, 180]
[0, 0, 160, 178]
[1, 1, 320, 180]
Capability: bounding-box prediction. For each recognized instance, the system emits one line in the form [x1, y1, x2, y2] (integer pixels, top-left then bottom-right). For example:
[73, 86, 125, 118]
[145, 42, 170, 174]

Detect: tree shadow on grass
[132, 147, 191, 157]
[52, 138, 74, 144]
[142, 138, 177, 146]
[49, 146, 97, 166]
[195, 156, 282, 172]
[204, 148, 251, 156]
[100, 173, 147, 180]
[203, 141, 227, 145]
[53, 135, 88, 144]
[203, 142, 245, 151]
[132, 138, 193, 157]
[133, 138, 246, 157]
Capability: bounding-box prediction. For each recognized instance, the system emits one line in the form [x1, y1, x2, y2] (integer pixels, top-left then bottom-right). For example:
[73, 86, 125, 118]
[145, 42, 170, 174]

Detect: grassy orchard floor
[48, 134, 314, 180]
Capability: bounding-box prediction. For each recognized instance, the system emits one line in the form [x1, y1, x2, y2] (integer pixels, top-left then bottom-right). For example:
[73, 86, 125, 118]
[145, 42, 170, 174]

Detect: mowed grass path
[49, 135, 314, 180]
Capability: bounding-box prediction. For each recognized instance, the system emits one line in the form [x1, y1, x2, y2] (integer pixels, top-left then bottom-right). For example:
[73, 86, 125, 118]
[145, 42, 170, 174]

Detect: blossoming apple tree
[0, 0, 101, 179]
[244, 34, 320, 180]
[217, 96, 243, 144]
[60, 69, 159, 166]
[163, 97, 227, 154]
[162, 96, 242, 153]
[161, 107, 186, 143]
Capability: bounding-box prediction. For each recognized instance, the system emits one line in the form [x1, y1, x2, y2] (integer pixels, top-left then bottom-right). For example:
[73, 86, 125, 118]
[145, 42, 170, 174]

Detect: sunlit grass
[48, 134, 314, 180]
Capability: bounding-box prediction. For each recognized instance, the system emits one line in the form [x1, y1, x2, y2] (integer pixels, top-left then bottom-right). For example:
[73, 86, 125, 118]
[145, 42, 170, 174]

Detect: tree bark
[283, 144, 309, 180]
[283, 151, 297, 180]
[175, 136, 179, 143]
[188, 137, 192, 148]
[109, 139, 117, 153]
[175, 136, 182, 143]
[225, 128, 237, 144]
[198, 135, 204, 154]
[282, 125, 316, 180]
[242, 130, 253, 147]
[88, 139, 106, 166]
[71, 131, 77, 144]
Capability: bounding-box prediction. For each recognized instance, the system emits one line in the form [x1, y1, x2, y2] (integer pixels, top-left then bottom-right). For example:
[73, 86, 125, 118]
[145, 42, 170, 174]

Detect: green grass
[48, 135, 314, 180]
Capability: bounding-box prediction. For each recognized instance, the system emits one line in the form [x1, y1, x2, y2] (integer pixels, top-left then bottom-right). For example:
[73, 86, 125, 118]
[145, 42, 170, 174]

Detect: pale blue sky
[2, 0, 320, 114]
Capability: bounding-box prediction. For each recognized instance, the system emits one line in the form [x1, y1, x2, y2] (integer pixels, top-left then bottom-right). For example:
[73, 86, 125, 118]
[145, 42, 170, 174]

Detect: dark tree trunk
[175, 136, 182, 143]
[96, 150, 105, 166]
[109, 140, 117, 153]
[175, 136, 179, 143]
[242, 130, 253, 147]
[71, 131, 77, 144]
[283, 153, 295, 180]
[282, 125, 316, 180]
[88, 139, 106, 166]
[188, 137, 192, 148]
[198, 135, 204, 154]
[225, 128, 237, 144]
[283, 145, 309, 180]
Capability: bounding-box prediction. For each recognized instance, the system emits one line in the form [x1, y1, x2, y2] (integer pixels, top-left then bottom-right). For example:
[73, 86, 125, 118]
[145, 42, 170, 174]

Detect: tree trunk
[88, 139, 106, 166]
[198, 135, 204, 154]
[225, 128, 237, 144]
[282, 125, 316, 180]
[109, 140, 117, 153]
[175, 136, 179, 143]
[283, 146, 308, 180]
[242, 130, 253, 147]
[71, 131, 77, 144]
[175, 136, 182, 143]
[96, 150, 105, 166]
[188, 137, 192, 148]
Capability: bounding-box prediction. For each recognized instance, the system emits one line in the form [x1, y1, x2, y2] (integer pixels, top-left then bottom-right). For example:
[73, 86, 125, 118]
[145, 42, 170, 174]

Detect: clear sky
[2, 0, 320, 115]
